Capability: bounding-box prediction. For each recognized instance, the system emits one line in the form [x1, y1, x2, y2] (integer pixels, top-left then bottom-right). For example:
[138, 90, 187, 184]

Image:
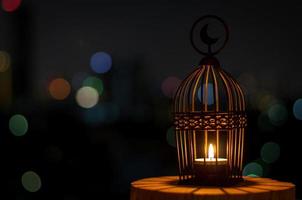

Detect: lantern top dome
[173, 57, 246, 113]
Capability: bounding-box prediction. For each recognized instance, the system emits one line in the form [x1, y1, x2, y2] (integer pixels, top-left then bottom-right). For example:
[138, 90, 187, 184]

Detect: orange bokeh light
[49, 78, 71, 100]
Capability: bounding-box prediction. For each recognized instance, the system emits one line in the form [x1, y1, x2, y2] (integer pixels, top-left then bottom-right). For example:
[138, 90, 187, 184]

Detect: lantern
[173, 15, 247, 185]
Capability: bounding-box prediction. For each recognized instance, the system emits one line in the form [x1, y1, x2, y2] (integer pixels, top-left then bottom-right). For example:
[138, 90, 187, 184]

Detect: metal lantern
[173, 15, 247, 185]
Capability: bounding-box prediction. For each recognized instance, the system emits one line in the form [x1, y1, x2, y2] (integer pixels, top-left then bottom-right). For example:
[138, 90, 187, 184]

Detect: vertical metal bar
[211, 66, 219, 111]
[240, 128, 245, 173]
[193, 131, 197, 160]
[183, 131, 188, 180]
[219, 71, 233, 111]
[189, 131, 194, 173]
[212, 66, 220, 165]
[233, 129, 238, 178]
[175, 130, 182, 181]
[204, 65, 210, 112]
[237, 128, 242, 178]
[204, 130, 208, 164]
[175, 69, 199, 112]
[229, 130, 233, 177]
[179, 130, 185, 180]
[192, 68, 205, 110]
[226, 130, 229, 160]
[216, 130, 219, 164]
[226, 130, 230, 178]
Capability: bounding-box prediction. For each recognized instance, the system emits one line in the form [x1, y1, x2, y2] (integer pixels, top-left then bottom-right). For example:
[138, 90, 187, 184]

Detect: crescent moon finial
[190, 15, 229, 56]
[200, 24, 219, 46]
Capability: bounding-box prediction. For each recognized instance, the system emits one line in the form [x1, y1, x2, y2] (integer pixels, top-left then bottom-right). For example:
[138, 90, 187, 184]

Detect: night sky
[0, 0, 302, 199]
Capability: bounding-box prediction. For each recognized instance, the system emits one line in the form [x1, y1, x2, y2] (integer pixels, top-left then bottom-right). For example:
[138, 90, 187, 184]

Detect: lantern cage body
[173, 57, 247, 185]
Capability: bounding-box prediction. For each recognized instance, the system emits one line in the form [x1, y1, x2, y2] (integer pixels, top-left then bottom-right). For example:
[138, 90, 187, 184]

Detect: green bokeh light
[261, 142, 280, 164]
[21, 171, 42, 192]
[268, 104, 288, 126]
[83, 76, 104, 95]
[243, 162, 263, 177]
[9, 114, 28, 136]
[254, 158, 270, 177]
[257, 112, 274, 132]
[166, 127, 176, 147]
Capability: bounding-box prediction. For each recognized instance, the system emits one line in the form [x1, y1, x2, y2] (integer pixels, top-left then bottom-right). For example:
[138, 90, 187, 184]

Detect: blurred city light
[21, 171, 42, 192]
[1, 0, 22, 12]
[49, 78, 71, 100]
[90, 52, 112, 74]
[161, 76, 181, 98]
[261, 142, 280, 164]
[0, 51, 11, 73]
[76, 86, 99, 108]
[243, 162, 263, 177]
[198, 83, 214, 105]
[9, 114, 28, 136]
[293, 98, 302, 120]
[83, 76, 104, 96]
[268, 103, 288, 126]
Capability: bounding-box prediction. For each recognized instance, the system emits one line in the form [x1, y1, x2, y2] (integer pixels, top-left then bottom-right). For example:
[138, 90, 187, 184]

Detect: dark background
[0, 0, 301, 199]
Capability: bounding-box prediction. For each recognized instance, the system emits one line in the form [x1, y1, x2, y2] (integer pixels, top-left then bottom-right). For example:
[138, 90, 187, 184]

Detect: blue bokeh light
[90, 52, 112, 74]
[293, 98, 302, 120]
[198, 83, 214, 105]
[243, 162, 263, 177]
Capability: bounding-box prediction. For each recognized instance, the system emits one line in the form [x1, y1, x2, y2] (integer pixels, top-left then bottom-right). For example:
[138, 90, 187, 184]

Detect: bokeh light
[166, 127, 176, 147]
[21, 171, 42, 192]
[1, 0, 22, 12]
[261, 142, 280, 164]
[9, 114, 28, 136]
[254, 159, 270, 177]
[82, 76, 104, 95]
[198, 83, 214, 105]
[48, 78, 71, 100]
[257, 94, 277, 112]
[257, 112, 274, 132]
[83, 103, 119, 125]
[267, 103, 288, 126]
[76, 86, 99, 108]
[0, 51, 11, 72]
[243, 162, 263, 177]
[72, 72, 89, 90]
[161, 76, 181, 98]
[293, 98, 302, 120]
[90, 52, 112, 74]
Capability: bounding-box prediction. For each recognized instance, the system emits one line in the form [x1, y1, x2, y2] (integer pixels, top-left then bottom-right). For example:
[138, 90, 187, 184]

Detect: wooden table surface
[131, 176, 295, 200]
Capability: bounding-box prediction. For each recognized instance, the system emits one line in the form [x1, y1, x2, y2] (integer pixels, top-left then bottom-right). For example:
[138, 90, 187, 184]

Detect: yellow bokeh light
[76, 86, 99, 108]
[49, 78, 71, 100]
[0, 51, 11, 73]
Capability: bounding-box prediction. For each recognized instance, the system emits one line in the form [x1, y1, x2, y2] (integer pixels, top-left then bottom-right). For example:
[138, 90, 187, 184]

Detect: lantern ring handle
[190, 15, 229, 56]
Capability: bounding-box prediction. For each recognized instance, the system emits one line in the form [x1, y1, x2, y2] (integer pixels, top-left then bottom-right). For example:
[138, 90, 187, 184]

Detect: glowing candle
[195, 143, 227, 165]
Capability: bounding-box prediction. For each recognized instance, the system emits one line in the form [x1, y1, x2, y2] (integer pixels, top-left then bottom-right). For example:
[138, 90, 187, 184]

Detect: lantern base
[131, 176, 296, 200]
[189, 164, 243, 186]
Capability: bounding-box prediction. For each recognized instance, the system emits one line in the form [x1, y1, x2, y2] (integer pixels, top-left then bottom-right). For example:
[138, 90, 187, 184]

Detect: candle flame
[208, 144, 214, 160]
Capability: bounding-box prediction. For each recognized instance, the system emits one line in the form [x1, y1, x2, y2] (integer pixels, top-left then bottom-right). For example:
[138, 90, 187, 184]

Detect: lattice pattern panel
[174, 112, 247, 130]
